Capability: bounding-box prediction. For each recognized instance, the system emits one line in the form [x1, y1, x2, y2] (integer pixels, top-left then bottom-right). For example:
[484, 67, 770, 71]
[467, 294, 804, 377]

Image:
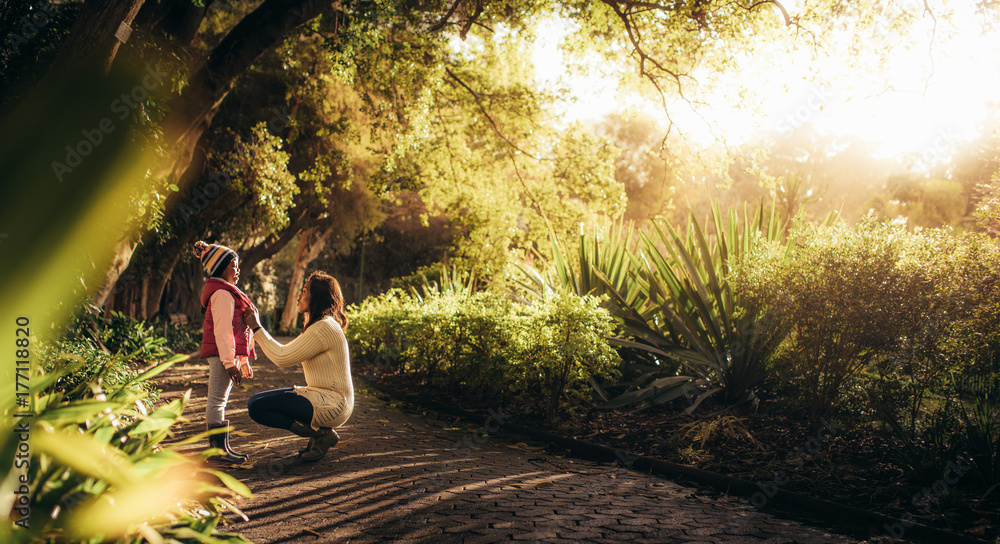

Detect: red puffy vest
[199, 278, 257, 359]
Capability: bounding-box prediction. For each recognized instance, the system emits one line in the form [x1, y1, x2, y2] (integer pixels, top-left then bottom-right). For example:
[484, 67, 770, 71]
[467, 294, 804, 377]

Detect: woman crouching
[243, 271, 353, 461]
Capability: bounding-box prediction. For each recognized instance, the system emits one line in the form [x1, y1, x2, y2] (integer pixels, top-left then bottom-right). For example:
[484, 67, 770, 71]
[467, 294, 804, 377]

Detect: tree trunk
[37, 0, 145, 83]
[94, 237, 140, 308]
[139, 275, 150, 319]
[239, 209, 312, 274]
[92, 0, 329, 312]
[135, 0, 215, 48]
[161, 0, 333, 189]
[280, 225, 334, 331]
[142, 244, 184, 319]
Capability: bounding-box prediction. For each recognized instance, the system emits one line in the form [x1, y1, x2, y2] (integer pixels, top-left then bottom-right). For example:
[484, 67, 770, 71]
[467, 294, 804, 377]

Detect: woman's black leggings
[247, 388, 314, 429]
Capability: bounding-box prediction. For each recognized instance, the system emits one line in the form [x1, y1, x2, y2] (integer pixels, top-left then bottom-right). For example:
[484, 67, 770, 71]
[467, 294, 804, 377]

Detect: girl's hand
[240, 360, 254, 379]
[225, 365, 242, 385]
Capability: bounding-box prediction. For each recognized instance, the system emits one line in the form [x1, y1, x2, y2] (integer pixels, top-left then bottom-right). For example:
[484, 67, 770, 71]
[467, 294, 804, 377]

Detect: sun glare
[532, 2, 1000, 166]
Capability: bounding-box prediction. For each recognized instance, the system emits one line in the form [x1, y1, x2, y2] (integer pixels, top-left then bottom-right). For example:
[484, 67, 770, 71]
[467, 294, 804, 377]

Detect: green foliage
[511, 292, 622, 422]
[515, 219, 693, 411]
[625, 200, 793, 405]
[743, 218, 918, 420]
[407, 22, 628, 279]
[36, 341, 153, 409]
[393, 263, 483, 299]
[517, 218, 639, 302]
[220, 122, 300, 235]
[741, 219, 1000, 428]
[959, 392, 1000, 485]
[882, 174, 968, 228]
[862, 230, 994, 438]
[521, 198, 797, 411]
[162, 322, 203, 356]
[735, 217, 1000, 485]
[348, 288, 620, 422]
[0, 357, 252, 544]
[95, 311, 171, 363]
[41, 305, 182, 408]
[974, 173, 1000, 236]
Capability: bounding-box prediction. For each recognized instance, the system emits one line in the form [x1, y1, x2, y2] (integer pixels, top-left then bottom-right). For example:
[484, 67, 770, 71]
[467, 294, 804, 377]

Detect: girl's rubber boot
[289, 421, 339, 461]
[208, 421, 248, 464]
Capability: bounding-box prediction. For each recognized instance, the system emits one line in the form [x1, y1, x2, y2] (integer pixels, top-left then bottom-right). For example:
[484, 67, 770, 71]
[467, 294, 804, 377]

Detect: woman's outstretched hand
[244, 307, 261, 331]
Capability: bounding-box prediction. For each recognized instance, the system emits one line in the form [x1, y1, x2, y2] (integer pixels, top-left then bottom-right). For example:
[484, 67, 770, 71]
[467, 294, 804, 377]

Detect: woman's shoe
[297, 438, 315, 455]
[301, 428, 339, 462]
[288, 421, 339, 461]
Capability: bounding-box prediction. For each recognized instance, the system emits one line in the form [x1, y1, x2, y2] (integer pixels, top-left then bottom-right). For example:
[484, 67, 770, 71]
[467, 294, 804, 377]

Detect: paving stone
[158, 344, 897, 543]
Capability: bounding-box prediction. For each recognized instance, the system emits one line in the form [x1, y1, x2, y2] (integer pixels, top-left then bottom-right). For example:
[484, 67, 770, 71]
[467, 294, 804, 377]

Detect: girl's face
[296, 282, 311, 314]
[223, 258, 240, 284]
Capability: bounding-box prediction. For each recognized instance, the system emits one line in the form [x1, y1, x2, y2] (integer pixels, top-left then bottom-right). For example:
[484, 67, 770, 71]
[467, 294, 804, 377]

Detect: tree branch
[164, 0, 332, 146]
[459, 0, 483, 39]
[443, 67, 555, 233]
[35, 0, 145, 83]
[600, 0, 686, 96]
[444, 67, 537, 158]
[428, 0, 462, 33]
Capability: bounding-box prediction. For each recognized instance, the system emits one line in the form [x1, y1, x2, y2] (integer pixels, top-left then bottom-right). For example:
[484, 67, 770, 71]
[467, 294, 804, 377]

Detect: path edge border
[362, 379, 990, 544]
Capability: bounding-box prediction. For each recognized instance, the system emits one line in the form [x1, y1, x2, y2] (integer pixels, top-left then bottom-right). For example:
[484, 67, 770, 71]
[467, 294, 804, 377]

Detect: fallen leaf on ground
[509, 442, 543, 450]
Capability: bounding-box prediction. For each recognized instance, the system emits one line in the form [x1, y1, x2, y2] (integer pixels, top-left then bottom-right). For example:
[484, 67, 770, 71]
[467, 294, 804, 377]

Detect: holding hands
[225, 365, 243, 385]
[223, 306, 261, 385]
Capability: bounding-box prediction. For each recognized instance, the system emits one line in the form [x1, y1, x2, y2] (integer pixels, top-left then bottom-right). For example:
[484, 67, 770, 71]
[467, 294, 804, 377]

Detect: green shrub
[38, 305, 184, 409]
[520, 199, 799, 411]
[858, 230, 998, 466]
[348, 289, 620, 422]
[162, 321, 202, 355]
[740, 220, 1000, 436]
[37, 340, 156, 409]
[1, 355, 252, 544]
[510, 292, 621, 422]
[739, 219, 917, 421]
[97, 310, 171, 363]
[348, 288, 416, 373]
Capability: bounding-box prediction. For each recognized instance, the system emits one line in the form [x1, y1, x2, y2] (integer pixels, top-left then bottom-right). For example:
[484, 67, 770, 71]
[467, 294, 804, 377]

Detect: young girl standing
[194, 240, 255, 464]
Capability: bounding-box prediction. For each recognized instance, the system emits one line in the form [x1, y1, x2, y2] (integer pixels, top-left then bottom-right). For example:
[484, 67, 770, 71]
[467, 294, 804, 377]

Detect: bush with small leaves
[347, 289, 620, 422]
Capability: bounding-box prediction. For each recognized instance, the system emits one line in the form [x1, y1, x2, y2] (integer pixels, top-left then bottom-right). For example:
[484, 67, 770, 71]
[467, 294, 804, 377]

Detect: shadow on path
[158, 343, 877, 544]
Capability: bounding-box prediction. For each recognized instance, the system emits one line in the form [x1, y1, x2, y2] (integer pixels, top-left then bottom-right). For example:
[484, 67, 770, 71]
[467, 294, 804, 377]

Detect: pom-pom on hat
[194, 241, 237, 276]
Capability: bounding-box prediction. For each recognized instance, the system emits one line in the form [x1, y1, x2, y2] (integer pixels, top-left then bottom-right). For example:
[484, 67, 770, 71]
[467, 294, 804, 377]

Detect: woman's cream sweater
[254, 316, 354, 429]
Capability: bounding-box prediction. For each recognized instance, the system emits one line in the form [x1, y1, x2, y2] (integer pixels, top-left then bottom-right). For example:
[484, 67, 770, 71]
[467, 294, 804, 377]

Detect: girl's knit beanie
[193, 241, 237, 276]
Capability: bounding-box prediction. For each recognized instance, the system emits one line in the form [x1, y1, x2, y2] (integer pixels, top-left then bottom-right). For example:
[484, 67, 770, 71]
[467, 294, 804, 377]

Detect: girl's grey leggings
[206, 356, 234, 426]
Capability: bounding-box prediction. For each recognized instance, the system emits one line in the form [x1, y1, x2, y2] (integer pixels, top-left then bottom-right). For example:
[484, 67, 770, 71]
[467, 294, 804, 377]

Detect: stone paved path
[158, 342, 885, 544]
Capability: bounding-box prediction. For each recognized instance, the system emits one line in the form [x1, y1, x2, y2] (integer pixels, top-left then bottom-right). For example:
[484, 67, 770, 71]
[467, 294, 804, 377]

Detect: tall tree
[89, 0, 333, 307]
[12, 0, 837, 314]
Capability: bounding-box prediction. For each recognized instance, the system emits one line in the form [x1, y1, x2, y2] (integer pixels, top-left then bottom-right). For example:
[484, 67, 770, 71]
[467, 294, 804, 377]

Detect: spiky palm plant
[519, 197, 819, 411]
